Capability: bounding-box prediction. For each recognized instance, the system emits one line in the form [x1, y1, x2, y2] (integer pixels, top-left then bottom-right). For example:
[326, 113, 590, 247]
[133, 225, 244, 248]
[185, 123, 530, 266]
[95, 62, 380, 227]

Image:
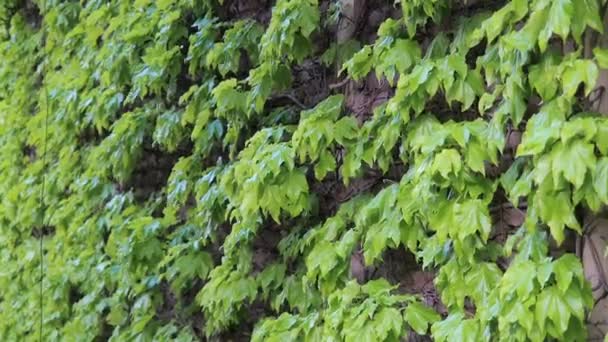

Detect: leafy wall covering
[1, 0, 608, 341]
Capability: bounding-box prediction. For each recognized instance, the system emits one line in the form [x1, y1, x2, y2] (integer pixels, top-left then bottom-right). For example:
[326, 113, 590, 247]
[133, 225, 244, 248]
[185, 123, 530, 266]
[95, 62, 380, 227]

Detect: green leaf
[378, 39, 421, 80]
[404, 302, 440, 334]
[500, 260, 536, 299]
[407, 116, 449, 154]
[535, 286, 572, 336]
[517, 100, 566, 156]
[466, 263, 503, 305]
[503, 5, 547, 51]
[374, 307, 403, 339]
[595, 158, 608, 203]
[306, 241, 338, 278]
[571, 0, 603, 41]
[529, 57, 559, 101]
[314, 150, 336, 180]
[595, 48, 608, 69]
[107, 306, 127, 326]
[362, 278, 395, 296]
[464, 140, 489, 174]
[446, 77, 476, 110]
[343, 45, 373, 79]
[538, 0, 573, 52]
[432, 149, 462, 179]
[553, 254, 582, 293]
[537, 258, 554, 289]
[552, 140, 596, 189]
[454, 199, 492, 241]
[536, 190, 581, 244]
[561, 60, 598, 98]
[560, 117, 597, 144]
[431, 313, 465, 342]
[432, 314, 480, 342]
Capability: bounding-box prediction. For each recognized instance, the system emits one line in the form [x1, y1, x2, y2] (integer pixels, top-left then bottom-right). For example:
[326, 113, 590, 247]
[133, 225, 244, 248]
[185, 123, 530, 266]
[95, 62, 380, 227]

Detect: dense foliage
[1, 0, 608, 340]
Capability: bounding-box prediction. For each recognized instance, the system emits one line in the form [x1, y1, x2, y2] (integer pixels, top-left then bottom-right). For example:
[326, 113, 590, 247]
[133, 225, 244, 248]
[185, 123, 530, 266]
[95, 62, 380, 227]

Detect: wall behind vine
[1, 0, 607, 341]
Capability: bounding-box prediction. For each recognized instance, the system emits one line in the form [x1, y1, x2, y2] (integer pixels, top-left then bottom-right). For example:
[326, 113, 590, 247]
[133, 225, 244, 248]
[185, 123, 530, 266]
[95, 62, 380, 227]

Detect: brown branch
[329, 77, 351, 90]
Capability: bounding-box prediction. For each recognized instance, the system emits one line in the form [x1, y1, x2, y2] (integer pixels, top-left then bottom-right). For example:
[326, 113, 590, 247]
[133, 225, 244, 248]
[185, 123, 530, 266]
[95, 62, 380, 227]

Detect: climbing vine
[1, 0, 607, 341]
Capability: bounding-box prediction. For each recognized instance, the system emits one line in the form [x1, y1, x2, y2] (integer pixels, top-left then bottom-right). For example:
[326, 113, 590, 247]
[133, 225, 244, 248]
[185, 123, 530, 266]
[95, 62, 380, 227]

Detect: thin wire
[39, 75, 50, 342]
[39, 4, 50, 340]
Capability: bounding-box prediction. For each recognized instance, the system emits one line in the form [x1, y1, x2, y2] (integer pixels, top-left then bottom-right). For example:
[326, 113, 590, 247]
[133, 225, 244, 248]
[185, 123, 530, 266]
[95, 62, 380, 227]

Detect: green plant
[1, 0, 607, 341]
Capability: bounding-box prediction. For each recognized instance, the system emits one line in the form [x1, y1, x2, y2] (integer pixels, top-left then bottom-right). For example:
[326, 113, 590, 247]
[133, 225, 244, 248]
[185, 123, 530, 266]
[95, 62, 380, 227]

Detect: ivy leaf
[314, 150, 336, 180]
[529, 57, 559, 101]
[502, 300, 535, 335]
[404, 302, 440, 334]
[503, 5, 547, 52]
[553, 254, 582, 294]
[374, 307, 403, 339]
[454, 200, 492, 241]
[594, 48, 608, 69]
[595, 158, 608, 204]
[445, 77, 477, 110]
[212, 78, 247, 113]
[378, 39, 421, 80]
[561, 60, 598, 98]
[466, 263, 502, 305]
[538, 0, 573, 52]
[364, 223, 388, 264]
[536, 190, 580, 244]
[537, 258, 554, 289]
[571, 0, 603, 41]
[306, 241, 338, 278]
[478, 91, 497, 114]
[535, 286, 571, 336]
[597, 121, 608, 155]
[464, 140, 488, 175]
[407, 116, 449, 154]
[107, 306, 127, 326]
[432, 314, 480, 342]
[343, 45, 373, 79]
[432, 149, 462, 179]
[516, 230, 550, 263]
[560, 117, 597, 144]
[362, 278, 395, 296]
[517, 101, 566, 156]
[500, 260, 536, 299]
[551, 140, 596, 189]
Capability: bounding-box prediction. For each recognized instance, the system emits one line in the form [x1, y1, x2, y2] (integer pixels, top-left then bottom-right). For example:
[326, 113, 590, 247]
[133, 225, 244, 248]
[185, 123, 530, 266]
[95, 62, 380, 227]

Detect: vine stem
[328, 77, 350, 89]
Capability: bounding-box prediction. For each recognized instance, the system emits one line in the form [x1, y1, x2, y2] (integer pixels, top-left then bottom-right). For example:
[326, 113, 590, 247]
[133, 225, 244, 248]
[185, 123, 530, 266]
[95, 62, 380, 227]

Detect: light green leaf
[517, 101, 566, 156]
[381, 39, 421, 76]
[432, 149, 462, 179]
[538, 0, 573, 52]
[595, 158, 608, 203]
[431, 313, 466, 342]
[500, 260, 536, 299]
[561, 60, 599, 98]
[535, 286, 571, 335]
[454, 199, 492, 241]
[536, 191, 580, 244]
[595, 48, 608, 69]
[560, 117, 597, 144]
[404, 302, 440, 335]
[343, 45, 373, 79]
[537, 258, 554, 289]
[464, 140, 488, 174]
[374, 307, 403, 339]
[553, 254, 582, 293]
[466, 263, 502, 305]
[552, 140, 596, 189]
[314, 150, 336, 180]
